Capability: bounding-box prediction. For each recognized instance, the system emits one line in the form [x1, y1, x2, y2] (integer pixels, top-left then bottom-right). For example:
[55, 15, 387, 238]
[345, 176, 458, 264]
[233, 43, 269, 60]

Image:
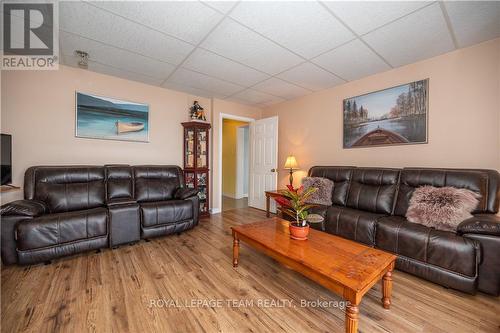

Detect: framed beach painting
[76, 92, 149, 142]
[343, 79, 428, 148]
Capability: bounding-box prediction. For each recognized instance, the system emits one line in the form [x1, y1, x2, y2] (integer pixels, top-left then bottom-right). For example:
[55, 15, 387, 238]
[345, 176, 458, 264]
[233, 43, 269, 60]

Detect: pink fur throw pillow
[406, 186, 480, 232]
[302, 177, 334, 206]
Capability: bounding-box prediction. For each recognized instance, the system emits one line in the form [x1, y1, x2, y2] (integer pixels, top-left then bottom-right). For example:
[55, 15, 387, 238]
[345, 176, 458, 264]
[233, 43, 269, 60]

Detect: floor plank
[222, 196, 248, 212]
[2, 207, 499, 333]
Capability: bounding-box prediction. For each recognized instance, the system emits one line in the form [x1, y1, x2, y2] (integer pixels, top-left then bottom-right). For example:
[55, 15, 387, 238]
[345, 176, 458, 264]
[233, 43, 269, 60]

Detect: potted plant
[272, 185, 317, 240]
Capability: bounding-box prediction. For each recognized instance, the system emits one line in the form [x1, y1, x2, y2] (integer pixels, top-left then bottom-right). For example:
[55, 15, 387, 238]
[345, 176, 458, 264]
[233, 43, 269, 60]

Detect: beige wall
[222, 119, 249, 197]
[211, 99, 262, 212]
[1, 66, 262, 210]
[263, 38, 500, 189]
[0, 64, 213, 203]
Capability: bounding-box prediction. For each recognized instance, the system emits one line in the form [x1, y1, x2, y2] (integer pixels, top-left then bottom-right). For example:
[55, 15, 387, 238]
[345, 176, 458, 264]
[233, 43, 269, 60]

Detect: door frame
[218, 113, 255, 212]
[235, 125, 249, 199]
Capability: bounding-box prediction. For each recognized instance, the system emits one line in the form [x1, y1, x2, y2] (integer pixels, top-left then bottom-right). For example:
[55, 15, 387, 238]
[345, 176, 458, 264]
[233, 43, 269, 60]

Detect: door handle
[271, 168, 276, 172]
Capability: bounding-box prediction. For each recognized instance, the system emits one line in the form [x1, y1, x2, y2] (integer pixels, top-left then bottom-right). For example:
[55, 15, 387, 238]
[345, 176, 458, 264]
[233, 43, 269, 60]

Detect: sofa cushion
[394, 168, 490, 216]
[16, 208, 108, 251]
[376, 216, 479, 277]
[25, 166, 105, 213]
[134, 166, 183, 202]
[301, 177, 334, 206]
[406, 186, 480, 232]
[346, 168, 400, 214]
[140, 200, 193, 227]
[324, 206, 383, 246]
[308, 166, 354, 206]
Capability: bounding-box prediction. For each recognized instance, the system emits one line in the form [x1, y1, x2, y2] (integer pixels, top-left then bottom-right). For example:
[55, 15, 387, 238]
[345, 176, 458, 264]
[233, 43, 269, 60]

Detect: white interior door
[248, 116, 278, 211]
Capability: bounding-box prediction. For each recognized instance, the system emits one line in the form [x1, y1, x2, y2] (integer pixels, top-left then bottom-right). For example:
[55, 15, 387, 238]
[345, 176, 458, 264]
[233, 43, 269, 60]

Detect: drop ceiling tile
[312, 39, 391, 81]
[444, 1, 500, 48]
[277, 62, 345, 91]
[253, 78, 311, 100]
[362, 3, 455, 67]
[60, 1, 193, 65]
[323, 1, 430, 35]
[162, 82, 213, 99]
[182, 48, 270, 86]
[61, 55, 164, 87]
[230, 1, 354, 58]
[257, 100, 285, 108]
[200, 19, 303, 75]
[60, 32, 175, 80]
[230, 89, 285, 105]
[88, 1, 222, 44]
[201, 1, 237, 14]
[167, 68, 244, 97]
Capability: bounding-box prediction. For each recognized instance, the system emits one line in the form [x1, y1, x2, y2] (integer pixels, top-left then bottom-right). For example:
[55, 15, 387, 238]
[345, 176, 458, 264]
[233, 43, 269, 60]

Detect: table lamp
[284, 155, 299, 186]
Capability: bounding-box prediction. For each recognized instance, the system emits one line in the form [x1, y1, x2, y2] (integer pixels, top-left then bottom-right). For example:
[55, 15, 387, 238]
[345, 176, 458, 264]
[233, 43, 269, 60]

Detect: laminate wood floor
[222, 196, 248, 212]
[2, 207, 499, 333]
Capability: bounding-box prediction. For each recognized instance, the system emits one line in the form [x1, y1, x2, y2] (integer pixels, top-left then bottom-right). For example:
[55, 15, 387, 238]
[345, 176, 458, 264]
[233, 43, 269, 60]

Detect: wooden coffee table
[231, 218, 397, 333]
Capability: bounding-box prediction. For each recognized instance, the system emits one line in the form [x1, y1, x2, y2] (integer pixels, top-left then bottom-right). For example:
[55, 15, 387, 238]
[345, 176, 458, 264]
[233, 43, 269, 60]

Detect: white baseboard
[210, 208, 221, 214]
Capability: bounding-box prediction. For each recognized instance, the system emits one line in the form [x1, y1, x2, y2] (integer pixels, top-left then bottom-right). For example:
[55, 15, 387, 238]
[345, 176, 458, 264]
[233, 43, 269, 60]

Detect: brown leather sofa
[308, 166, 500, 296]
[0, 165, 199, 265]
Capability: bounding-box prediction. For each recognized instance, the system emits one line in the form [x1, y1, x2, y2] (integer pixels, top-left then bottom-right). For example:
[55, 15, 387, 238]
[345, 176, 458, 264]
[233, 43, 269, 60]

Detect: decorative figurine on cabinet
[190, 101, 206, 122]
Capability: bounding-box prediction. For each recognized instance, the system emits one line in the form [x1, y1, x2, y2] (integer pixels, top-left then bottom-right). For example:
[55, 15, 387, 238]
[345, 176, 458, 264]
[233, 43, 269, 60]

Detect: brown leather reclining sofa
[1, 165, 199, 266]
[308, 166, 500, 296]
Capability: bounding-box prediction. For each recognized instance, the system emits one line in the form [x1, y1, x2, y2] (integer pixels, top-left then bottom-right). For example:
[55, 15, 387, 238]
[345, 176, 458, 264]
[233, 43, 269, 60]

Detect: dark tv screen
[1, 134, 12, 185]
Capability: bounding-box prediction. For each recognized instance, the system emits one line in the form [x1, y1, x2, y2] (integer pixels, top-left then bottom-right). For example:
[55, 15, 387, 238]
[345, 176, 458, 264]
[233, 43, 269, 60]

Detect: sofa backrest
[394, 168, 499, 216]
[105, 165, 134, 201]
[24, 166, 105, 213]
[346, 168, 400, 214]
[308, 166, 355, 206]
[133, 166, 183, 203]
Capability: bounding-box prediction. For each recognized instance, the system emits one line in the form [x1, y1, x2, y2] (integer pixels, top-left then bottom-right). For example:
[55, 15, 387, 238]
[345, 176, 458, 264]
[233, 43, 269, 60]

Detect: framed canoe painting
[75, 92, 149, 142]
[343, 79, 428, 148]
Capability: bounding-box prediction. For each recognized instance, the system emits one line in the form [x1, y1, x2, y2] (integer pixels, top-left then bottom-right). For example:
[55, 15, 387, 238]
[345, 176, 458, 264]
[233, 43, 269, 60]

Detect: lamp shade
[284, 155, 299, 170]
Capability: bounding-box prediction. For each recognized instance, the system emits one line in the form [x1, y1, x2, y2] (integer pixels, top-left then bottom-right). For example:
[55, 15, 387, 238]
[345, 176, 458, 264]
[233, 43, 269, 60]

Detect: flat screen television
[1, 134, 12, 185]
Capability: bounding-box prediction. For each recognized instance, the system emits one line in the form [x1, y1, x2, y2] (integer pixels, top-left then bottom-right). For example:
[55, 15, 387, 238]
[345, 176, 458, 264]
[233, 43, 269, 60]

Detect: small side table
[0, 185, 21, 193]
[264, 190, 285, 217]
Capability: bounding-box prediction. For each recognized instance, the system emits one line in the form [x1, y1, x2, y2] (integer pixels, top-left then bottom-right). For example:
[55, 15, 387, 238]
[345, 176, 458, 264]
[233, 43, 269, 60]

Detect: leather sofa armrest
[106, 197, 137, 207]
[457, 214, 500, 236]
[0, 200, 47, 217]
[175, 188, 199, 200]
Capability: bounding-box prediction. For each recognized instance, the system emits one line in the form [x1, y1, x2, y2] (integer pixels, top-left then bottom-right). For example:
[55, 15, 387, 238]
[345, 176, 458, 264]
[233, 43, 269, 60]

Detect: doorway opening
[222, 118, 250, 212]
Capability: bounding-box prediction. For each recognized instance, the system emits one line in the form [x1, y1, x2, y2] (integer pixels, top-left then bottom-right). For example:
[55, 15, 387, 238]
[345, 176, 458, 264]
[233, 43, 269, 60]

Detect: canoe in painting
[116, 121, 144, 134]
[352, 127, 409, 147]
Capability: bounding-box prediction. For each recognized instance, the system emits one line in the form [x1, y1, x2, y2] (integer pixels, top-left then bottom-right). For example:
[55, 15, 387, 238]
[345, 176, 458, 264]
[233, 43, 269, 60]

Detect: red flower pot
[289, 223, 310, 240]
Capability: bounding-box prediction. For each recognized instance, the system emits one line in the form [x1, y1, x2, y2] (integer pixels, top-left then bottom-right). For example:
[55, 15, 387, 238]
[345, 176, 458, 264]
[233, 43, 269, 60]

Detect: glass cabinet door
[184, 172, 195, 189]
[196, 171, 208, 213]
[196, 128, 208, 169]
[182, 122, 210, 216]
[185, 129, 195, 168]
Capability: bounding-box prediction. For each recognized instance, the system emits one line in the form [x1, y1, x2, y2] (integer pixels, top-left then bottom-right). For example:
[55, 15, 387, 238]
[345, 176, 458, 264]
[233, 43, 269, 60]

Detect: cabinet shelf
[182, 121, 211, 217]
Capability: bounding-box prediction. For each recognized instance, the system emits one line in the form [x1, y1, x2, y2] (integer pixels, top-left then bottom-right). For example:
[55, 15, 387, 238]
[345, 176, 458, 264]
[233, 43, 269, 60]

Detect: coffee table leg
[382, 269, 393, 309]
[345, 304, 359, 333]
[232, 233, 240, 267]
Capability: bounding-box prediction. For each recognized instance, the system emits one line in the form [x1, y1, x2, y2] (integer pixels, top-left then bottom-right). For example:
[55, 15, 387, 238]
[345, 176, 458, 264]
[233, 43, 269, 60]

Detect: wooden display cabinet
[182, 121, 211, 216]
